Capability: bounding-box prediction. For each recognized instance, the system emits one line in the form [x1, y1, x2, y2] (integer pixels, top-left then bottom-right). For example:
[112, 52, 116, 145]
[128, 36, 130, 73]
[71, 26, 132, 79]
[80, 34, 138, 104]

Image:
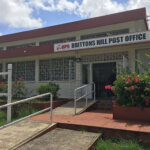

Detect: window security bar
[0, 92, 53, 129]
[74, 82, 95, 115]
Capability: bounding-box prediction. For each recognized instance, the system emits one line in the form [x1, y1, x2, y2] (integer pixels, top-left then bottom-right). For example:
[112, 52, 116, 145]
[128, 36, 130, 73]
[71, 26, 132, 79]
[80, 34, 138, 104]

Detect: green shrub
[37, 82, 59, 100]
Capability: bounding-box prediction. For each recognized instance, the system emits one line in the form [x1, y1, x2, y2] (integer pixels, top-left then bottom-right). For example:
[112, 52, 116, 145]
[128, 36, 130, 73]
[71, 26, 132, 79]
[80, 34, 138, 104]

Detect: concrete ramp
[0, 120, 55, 150]
[53, 100, 96, 115]
[16, 128, 101, 150]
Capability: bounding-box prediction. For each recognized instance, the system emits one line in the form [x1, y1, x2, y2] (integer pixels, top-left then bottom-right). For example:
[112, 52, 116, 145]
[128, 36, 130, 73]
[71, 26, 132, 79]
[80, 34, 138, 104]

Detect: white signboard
[54, 31, 150, 52]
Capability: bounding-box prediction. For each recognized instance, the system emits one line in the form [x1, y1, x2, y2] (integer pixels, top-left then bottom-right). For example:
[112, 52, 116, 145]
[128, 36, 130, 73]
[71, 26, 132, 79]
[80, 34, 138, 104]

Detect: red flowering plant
[0, 76, 7, 93]
[0, 76, 27, 98]
[12, 76, 27, 98]
[104, 85, 114, 97]
[0, 80, 7, 93]
[108, 72, 150, 107]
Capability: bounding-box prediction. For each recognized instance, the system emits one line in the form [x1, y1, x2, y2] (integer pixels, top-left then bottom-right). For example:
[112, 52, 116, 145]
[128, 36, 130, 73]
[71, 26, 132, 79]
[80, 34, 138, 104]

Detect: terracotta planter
[113, 105, 150, 122]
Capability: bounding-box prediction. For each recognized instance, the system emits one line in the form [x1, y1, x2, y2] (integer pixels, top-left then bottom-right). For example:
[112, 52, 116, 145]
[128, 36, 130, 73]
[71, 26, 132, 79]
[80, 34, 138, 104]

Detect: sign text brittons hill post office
[54, 31, 150, 52]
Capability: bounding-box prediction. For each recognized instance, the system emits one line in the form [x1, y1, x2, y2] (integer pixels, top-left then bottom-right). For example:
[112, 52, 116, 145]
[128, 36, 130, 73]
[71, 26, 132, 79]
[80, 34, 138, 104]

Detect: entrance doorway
[93, 62, 116, 99]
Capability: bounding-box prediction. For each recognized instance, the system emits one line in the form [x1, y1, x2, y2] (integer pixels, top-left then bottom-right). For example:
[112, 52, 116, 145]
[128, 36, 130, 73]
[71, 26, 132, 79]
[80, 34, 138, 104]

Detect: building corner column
[128, 49, 136, 72]
[76, 61, 82, 87]
[35, 59, 39, 83]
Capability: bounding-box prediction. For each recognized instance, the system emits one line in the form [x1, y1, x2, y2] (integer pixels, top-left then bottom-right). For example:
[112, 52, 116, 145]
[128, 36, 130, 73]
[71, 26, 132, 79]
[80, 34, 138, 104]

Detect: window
[7, 43, 36, 50]
[0, 64, 2, 72]
[0, 47, 3, 51]
[39, 57, 75, 81]
[136, 49, 150, 74]
[7, 61, 35, 81]
[39, 37, 76, 46]
[81, 51, 128, 62]
[80, 29, 129, 40]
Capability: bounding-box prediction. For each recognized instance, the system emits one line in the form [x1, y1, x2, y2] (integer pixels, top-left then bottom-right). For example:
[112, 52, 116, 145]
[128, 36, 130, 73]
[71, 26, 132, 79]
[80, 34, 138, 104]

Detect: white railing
[74, 82, 95, 115]
[0, 64, 12, 123]
[0, 92, 53, 129]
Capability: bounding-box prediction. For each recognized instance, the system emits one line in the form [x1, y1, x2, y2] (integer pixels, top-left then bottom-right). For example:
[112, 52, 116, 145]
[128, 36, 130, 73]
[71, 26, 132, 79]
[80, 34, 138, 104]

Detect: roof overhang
[0, 8, 147, 44]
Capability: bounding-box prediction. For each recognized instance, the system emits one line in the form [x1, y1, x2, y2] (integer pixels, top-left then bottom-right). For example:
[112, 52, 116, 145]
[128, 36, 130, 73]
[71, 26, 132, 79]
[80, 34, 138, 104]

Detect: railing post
[50, 94, 53, 124]
[7, 64, 12, 123]
[86, 85, 88, 107]
[94, 83, 96, 102]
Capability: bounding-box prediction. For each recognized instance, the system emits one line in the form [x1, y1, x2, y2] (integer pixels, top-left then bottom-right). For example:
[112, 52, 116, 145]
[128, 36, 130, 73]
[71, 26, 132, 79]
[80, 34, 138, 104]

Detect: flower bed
[30, 98, 69, 110]
[0, 99, 69, 110]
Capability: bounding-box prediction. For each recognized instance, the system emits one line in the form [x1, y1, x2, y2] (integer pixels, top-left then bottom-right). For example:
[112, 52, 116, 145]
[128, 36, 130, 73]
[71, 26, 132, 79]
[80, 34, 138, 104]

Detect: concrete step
[16, 128, 101, 150]
[53, 100, 96, 115]
[92, 100, 113, 110]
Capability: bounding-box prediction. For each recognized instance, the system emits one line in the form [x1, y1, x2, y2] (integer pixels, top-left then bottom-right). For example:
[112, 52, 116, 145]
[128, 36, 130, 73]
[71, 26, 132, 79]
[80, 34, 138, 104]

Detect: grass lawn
[0, 98, 19, 102]
[93, 138, 149, 150]
[0, 107, 37, 126]
[0, 97, 47, 126]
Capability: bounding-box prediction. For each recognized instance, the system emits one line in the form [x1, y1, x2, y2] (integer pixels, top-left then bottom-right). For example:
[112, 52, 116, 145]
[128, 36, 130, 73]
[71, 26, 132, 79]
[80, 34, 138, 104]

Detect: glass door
[93, 62, 116, 99]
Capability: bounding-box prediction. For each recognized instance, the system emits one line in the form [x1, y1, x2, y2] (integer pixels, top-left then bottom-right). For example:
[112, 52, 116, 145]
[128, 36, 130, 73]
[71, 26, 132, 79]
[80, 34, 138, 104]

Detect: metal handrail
[0, 92, 53, 129]
[0, 93, 8, 96]
[0, 72, 9, 75]
[74, 82, 95, 115]
[75, 84, 88, 91]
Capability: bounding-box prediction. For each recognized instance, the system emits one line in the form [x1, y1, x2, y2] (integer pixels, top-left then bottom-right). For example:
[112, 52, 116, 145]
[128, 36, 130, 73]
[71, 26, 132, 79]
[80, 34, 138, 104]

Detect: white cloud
[127, 0, 150, 15]
[0, 0, 150, 29]
[0, 32, 2, 36]
[76, 0, 150, 18]
[27, 0, 150, 18]
[28, 0, 150, 27]
[0, 0, 42, 28]
[29, 0, 79, 13]
[77, 0, 124, 18]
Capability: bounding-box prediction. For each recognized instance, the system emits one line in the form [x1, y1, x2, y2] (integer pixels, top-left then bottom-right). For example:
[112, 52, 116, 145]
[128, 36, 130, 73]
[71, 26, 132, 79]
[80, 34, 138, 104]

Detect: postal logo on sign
[56, 44, 70, 51]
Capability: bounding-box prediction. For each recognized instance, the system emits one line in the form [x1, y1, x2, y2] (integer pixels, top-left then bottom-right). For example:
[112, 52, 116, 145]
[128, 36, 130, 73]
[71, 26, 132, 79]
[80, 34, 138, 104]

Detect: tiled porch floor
[29, 110, 150, 134]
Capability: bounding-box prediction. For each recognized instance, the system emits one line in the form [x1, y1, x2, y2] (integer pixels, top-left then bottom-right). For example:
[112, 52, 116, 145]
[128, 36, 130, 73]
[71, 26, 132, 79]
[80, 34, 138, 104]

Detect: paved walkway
[53, 100, 95, 115]
[0, 120, 55, 150]
[16, 128, 101, 150]
[29, 110, 150, 134]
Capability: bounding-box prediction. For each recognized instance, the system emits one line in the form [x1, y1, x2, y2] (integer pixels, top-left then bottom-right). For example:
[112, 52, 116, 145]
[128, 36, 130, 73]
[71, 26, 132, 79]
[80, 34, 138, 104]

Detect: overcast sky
[0, 0, 149, 36]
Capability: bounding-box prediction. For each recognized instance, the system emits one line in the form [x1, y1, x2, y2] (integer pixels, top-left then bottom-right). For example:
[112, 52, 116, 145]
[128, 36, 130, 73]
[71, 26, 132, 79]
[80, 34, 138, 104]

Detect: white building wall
[25, 81, 77, 99]
[1, 42, 150, 99]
